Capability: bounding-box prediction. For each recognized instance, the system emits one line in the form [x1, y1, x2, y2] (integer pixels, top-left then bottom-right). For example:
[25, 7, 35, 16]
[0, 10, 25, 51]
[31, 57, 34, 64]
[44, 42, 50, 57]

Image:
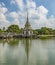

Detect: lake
[0, 38, 55, 65]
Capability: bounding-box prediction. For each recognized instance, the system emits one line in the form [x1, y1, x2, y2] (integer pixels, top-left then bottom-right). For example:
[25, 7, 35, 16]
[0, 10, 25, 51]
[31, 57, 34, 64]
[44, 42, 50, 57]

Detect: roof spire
[27, 11, 28, 22]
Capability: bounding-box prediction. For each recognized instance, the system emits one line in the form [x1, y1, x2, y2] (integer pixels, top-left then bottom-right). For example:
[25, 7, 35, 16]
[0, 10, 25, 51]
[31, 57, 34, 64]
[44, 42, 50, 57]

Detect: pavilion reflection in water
[23, 39, 32, 63]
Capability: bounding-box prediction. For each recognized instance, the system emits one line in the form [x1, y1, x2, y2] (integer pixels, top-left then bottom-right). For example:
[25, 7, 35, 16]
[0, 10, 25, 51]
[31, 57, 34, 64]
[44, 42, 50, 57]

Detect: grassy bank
[37, 35, 55, 39]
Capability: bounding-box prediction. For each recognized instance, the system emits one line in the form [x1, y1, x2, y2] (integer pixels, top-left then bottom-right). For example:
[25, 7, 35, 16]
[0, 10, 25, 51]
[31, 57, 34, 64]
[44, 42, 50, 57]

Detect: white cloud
[0, 3, 10, 29]
[10, 0, 16, 4]
[0, 7, 8, 14]
[15, 0, 24, 10]
[0, 13, 6, 20]
[0, 0, 55, 29]
[27, 0, 36, 9]
[9, 12, 18, 18]
[1, 2, 5, 6]
[48, 16, 55, 28]
[9, 12, 20, 26]
[37, 5, 48, 19]
[0, 2, 8, 14]
[0, 13, 10, 29]
[12, 19, 19, 25]
[0, 2, 20, 29]
[25, 0, 55, 29]
[11, 0, 25, 10]
[38, 6, 48, 14]
[0, 2, 5, 7]
[26, 2, 55, 29]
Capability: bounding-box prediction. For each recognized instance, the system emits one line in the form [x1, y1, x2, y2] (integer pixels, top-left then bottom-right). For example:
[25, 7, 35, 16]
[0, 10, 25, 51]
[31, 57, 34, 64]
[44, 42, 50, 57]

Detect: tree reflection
[8, 39, 19, 47]
[0, 39, 8, 47]
[0, 39, 19, 47]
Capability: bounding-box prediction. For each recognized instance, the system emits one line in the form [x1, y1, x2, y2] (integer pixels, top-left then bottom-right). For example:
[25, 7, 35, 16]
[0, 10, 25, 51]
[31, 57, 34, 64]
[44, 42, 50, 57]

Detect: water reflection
[28, 39, 48, 65]
[23, 39, 32, 64]
[0, 38, 55, 65]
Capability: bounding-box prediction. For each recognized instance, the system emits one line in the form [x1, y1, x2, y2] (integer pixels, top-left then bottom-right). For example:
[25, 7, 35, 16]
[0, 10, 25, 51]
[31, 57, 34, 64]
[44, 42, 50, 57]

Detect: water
[0, 38, 55, 65]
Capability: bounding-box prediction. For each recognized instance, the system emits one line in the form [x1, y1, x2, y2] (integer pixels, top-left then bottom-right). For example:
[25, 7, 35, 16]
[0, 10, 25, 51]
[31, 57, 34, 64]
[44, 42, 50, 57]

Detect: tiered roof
[24, 14, 32, 30]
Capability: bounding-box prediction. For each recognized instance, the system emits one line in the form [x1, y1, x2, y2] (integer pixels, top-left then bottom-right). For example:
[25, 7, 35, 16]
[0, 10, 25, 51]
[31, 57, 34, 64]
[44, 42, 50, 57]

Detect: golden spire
[25, 12, 30, 27]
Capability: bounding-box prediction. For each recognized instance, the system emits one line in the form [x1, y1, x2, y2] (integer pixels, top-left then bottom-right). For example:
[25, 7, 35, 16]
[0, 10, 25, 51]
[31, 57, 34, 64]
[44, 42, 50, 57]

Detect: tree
[39, 27, 53, 35]
[3, 27, 5, 32]
[33, 30, 38, 35]
[0, 29, 3, 33]
[7, 25, 19, 34]
[53, 30, 55, 35]
[34, 27, 53, 35]
[19, 28, 24, 34]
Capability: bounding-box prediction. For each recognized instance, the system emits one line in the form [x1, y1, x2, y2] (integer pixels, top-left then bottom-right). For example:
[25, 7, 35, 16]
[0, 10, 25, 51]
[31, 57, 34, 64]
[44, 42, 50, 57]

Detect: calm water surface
[0, 38, 55, 65]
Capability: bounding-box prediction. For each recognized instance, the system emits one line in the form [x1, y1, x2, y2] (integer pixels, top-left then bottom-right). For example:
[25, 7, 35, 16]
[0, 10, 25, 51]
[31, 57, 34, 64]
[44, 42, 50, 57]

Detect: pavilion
[23, 14, 33, 37]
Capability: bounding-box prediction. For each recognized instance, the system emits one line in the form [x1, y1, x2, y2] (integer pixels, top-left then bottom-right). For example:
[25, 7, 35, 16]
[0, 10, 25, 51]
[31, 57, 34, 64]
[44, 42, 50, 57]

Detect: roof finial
[27, 11, 29, 22]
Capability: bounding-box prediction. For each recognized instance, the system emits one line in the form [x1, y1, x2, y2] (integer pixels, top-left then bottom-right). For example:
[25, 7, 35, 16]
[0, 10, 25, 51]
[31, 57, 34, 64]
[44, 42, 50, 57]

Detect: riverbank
[37, 35, 55, 39]
[0, 34, 55, 39]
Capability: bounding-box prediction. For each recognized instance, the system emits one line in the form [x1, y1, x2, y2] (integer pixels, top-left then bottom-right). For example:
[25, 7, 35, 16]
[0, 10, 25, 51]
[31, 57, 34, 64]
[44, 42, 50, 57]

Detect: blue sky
[0, 0, 55, 29]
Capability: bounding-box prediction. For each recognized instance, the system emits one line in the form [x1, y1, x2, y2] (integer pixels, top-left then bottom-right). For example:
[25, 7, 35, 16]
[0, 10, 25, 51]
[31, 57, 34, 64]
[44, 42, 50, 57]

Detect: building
[23, 14, 33, 37]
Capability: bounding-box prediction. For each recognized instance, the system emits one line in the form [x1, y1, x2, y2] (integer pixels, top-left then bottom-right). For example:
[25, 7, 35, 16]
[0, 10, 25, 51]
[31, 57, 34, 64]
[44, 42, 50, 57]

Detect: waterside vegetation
[0, 25, 55, 39]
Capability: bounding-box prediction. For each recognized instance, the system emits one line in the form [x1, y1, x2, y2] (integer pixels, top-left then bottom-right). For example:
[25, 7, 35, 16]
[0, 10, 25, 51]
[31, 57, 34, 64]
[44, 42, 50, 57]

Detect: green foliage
[3, 27, 5, 32]
[53, 30, 55, 34]
[1, 25, 55, 35]
[19, 28, 24, 34]
[33, 30, 38, 35]
[7, 25, 19, 34]
[39, 35, 52, 39]
[40, 27, 50, 34]
[34, 27, 54, 35]
[0, 29, 3, 33]
[41, 27, 53, 34]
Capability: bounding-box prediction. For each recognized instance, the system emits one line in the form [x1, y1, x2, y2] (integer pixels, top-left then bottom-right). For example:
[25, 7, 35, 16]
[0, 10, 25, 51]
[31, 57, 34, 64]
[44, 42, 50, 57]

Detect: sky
[0, 0, 55, 29]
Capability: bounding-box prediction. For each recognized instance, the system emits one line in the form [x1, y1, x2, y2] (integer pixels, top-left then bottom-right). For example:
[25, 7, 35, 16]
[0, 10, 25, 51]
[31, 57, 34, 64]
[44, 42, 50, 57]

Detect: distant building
[23, 14, 33, 37]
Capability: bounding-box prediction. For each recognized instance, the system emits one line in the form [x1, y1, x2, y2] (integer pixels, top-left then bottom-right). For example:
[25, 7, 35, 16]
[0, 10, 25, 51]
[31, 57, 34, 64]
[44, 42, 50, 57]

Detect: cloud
[0, 3, 19, 28]
[0, 2, 8, 14]
[9, 12, 18, 19]
[37, 5, 48, 19]
[0, 7, 8, 14]
[0, 2, 5, 7]
[27, 0, 36, 9]
[0, 2, 20, 29]
[47, 16, 55, 28]
[0, 13, 10, 29]
[0, 3, 10, 29]
[16, 0, 24, 10]
[10, 0, 16, 4]
[12, 0, 24, 10]
[0, 0, 55, 29]
[25, 1, 55, 29]
[9, 12, 20, 26]
[12, 19, 19, 25]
